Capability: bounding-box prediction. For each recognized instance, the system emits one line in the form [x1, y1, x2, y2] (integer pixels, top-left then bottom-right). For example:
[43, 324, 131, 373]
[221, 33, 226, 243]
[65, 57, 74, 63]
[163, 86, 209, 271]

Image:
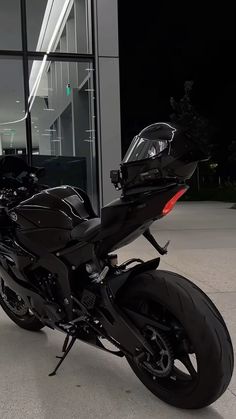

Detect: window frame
[0, 0, 99, 207]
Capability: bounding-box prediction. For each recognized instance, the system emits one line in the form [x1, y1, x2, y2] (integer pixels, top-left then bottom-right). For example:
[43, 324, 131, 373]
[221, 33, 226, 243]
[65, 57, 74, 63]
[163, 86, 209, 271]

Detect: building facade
[0, 0, 121, 210]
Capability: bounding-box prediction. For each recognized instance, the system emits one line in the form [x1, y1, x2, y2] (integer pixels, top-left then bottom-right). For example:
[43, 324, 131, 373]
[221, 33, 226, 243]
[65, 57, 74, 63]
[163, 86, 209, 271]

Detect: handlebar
[0, 156, 46, 208]
[0, 186, 30, 208]
[0, 173, 46, 209]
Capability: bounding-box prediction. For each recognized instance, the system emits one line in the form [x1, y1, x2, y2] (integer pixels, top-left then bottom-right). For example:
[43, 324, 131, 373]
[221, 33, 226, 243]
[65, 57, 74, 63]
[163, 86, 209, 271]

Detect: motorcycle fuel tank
[12, 186, 91, 252]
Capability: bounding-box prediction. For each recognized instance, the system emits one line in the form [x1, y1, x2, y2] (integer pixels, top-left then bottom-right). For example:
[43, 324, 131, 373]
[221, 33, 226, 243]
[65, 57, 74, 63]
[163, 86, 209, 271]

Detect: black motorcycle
[0, 123, 234, 409]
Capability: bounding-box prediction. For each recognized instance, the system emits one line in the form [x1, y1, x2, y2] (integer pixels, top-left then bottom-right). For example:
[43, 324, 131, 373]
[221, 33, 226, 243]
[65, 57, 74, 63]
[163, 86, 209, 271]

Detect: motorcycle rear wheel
[119, 270, 234, 409]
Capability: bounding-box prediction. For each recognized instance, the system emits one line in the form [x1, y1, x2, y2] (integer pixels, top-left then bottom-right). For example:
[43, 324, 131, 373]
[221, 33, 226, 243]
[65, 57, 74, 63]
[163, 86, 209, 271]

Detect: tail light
[162, 188, 187, 216]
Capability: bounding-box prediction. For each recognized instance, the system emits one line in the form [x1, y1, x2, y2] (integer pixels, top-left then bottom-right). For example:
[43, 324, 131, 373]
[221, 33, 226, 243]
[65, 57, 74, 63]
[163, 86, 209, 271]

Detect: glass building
[0, 0, 121, 210]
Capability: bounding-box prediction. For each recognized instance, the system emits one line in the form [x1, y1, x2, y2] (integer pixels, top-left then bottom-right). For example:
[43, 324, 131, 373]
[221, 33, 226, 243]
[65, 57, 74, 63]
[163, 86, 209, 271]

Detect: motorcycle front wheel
[0, 282, 44, 332]
[119, 270, 234, 409]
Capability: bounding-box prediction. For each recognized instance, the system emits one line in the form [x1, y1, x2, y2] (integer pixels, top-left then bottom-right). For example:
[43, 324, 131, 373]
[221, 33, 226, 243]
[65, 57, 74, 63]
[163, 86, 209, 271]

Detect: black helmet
[119, 122, 209, 191]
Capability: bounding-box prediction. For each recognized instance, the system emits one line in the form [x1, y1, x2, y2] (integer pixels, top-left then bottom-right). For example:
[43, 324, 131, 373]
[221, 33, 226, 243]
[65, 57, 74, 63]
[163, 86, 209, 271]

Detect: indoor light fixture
[29, 0, 71, 111]
[0, 0, 71, 127]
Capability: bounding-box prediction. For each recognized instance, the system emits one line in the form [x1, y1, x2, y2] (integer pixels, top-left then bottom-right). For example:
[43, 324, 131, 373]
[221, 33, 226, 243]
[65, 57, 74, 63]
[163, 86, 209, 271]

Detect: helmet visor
[123, 136, 169, 163]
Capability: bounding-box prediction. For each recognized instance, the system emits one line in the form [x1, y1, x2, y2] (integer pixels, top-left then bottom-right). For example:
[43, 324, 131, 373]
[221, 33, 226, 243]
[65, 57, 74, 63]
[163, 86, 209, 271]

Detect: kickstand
[49, 336, 77, 377]
[62, 334, 70, 352]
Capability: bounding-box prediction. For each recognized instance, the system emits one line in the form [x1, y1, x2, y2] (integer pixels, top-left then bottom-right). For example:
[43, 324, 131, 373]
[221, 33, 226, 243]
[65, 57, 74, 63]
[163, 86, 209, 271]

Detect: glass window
[27, 0, 93, 54]
[0, 58, 26, 156]
[0, 0, 22, 50]
[29, 58, 98, 210]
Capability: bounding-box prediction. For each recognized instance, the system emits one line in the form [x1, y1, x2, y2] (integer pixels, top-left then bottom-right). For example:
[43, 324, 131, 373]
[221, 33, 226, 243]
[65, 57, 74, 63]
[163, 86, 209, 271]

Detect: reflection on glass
[27, 0, 92, 54]
[0, 59, 26, 155]
[29, 59, 98, 210]
[0, 0, 22, 50]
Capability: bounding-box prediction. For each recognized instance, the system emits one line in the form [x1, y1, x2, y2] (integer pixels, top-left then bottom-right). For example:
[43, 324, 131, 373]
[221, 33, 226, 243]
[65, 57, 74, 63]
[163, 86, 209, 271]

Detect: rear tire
[119, 270, 234, 409]
[0, 292, 44, 332]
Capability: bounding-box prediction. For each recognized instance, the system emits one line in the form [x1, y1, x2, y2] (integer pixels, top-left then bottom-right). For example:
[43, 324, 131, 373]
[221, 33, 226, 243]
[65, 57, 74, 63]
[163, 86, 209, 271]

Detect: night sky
[118, 1, 236, 166]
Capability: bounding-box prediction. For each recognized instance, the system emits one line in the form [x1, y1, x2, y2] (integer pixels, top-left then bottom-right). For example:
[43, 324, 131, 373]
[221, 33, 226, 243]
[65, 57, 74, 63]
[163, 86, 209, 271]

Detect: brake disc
[142, 325, 174, 378]
[0, 281, 28, 316]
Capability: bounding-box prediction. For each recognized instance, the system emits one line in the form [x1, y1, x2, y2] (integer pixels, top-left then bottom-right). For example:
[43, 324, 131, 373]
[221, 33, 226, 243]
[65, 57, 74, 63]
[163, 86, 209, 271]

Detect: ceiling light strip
[1, 0, 71, 126]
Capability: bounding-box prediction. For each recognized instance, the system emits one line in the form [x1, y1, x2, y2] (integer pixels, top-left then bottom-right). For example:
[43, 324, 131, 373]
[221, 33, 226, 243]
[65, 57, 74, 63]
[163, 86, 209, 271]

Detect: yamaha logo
[10, 212, 18, 222]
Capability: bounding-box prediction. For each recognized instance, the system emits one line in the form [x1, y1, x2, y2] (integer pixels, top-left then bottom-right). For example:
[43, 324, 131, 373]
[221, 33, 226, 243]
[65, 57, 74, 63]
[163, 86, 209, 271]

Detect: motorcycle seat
[71, 217, 101, 242]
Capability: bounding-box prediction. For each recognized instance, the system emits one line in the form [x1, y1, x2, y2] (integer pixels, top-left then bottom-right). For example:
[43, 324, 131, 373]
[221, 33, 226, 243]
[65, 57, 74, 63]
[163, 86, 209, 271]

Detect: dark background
[118, 1, 236, 195]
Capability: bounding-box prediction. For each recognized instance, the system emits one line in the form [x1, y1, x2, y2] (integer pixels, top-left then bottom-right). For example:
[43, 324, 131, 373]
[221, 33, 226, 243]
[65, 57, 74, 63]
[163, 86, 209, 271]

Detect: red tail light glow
[162, 188, 187, 216]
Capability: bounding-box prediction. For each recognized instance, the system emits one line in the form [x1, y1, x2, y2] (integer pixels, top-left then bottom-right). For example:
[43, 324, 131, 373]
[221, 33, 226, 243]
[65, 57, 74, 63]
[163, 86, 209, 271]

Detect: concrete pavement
[0, 202, 236, 419]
